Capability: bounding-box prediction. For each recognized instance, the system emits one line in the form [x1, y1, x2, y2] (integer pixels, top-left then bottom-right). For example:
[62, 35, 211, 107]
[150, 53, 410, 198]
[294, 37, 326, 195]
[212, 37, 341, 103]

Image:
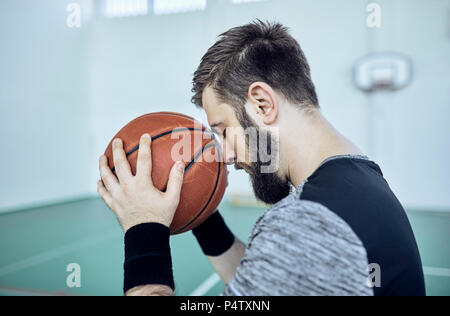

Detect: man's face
[202, 87, 290, 205]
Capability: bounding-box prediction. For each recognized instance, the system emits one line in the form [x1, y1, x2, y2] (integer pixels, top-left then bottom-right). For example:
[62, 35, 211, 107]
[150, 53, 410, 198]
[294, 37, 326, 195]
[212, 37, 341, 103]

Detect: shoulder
[250, 196, 366, 255]
[225, 196, 373, 296]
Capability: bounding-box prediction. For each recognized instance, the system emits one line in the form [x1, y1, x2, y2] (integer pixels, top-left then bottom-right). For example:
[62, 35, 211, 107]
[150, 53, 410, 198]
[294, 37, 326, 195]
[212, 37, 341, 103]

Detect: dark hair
[192, 20, 319, 113]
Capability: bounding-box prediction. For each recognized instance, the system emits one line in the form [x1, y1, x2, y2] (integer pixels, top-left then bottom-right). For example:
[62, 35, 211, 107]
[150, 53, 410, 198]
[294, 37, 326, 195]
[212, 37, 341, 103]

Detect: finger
[99, 155, 119, 192]
[136, 134, 152, 183]
[97, 180, 113, 209]
[112, 138, 133, 183]
[165, 161, 185, 203]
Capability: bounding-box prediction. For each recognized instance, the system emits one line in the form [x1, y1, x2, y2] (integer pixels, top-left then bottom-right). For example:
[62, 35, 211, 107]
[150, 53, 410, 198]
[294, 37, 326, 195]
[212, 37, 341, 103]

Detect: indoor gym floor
[0, 197, 449, 296]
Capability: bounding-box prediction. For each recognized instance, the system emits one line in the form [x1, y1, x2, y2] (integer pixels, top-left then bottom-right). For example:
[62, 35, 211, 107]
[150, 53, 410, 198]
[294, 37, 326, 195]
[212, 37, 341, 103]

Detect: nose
[222, 140, 236, 166]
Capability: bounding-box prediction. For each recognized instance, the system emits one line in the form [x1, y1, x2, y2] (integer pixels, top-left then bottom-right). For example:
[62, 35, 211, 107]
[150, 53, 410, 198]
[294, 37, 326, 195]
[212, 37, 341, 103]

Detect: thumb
[166, 161, 185, 203]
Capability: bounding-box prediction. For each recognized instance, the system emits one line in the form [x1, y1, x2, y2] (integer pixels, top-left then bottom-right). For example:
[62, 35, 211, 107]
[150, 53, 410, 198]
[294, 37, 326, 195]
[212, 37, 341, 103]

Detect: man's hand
[97, 133, 185, 232]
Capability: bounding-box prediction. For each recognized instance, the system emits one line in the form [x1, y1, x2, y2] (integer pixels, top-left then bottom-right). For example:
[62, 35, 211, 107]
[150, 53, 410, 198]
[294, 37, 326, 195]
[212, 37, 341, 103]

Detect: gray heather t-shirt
[222, 155, 425, 296]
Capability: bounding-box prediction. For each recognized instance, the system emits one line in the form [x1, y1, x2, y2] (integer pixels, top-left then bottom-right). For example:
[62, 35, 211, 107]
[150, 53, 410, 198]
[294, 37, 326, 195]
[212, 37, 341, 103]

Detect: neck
[282, 109, 363, 188]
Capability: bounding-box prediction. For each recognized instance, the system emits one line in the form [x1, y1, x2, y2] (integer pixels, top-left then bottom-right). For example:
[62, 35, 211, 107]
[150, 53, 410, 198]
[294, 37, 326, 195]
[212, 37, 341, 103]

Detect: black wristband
[192, 212, 235, 257]
[123, 223, 174, 294]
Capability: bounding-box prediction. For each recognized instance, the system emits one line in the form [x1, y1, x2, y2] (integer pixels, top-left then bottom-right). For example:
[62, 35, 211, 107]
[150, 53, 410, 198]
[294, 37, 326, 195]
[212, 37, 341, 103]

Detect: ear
[247, 82, 279, 125]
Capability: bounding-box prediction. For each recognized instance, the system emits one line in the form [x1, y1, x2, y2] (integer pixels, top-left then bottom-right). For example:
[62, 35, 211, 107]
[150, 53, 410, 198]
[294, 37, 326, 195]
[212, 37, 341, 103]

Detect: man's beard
[235, 110, 291, 205]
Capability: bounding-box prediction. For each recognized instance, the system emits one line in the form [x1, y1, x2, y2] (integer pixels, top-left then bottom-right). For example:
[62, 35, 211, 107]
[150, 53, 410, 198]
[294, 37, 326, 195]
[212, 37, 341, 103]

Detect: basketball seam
[128, 128, 209, 158]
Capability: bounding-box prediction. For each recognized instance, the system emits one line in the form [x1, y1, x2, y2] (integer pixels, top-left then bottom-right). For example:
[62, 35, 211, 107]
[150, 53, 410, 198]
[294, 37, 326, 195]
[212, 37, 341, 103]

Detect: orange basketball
[104, 112, 227, 235]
